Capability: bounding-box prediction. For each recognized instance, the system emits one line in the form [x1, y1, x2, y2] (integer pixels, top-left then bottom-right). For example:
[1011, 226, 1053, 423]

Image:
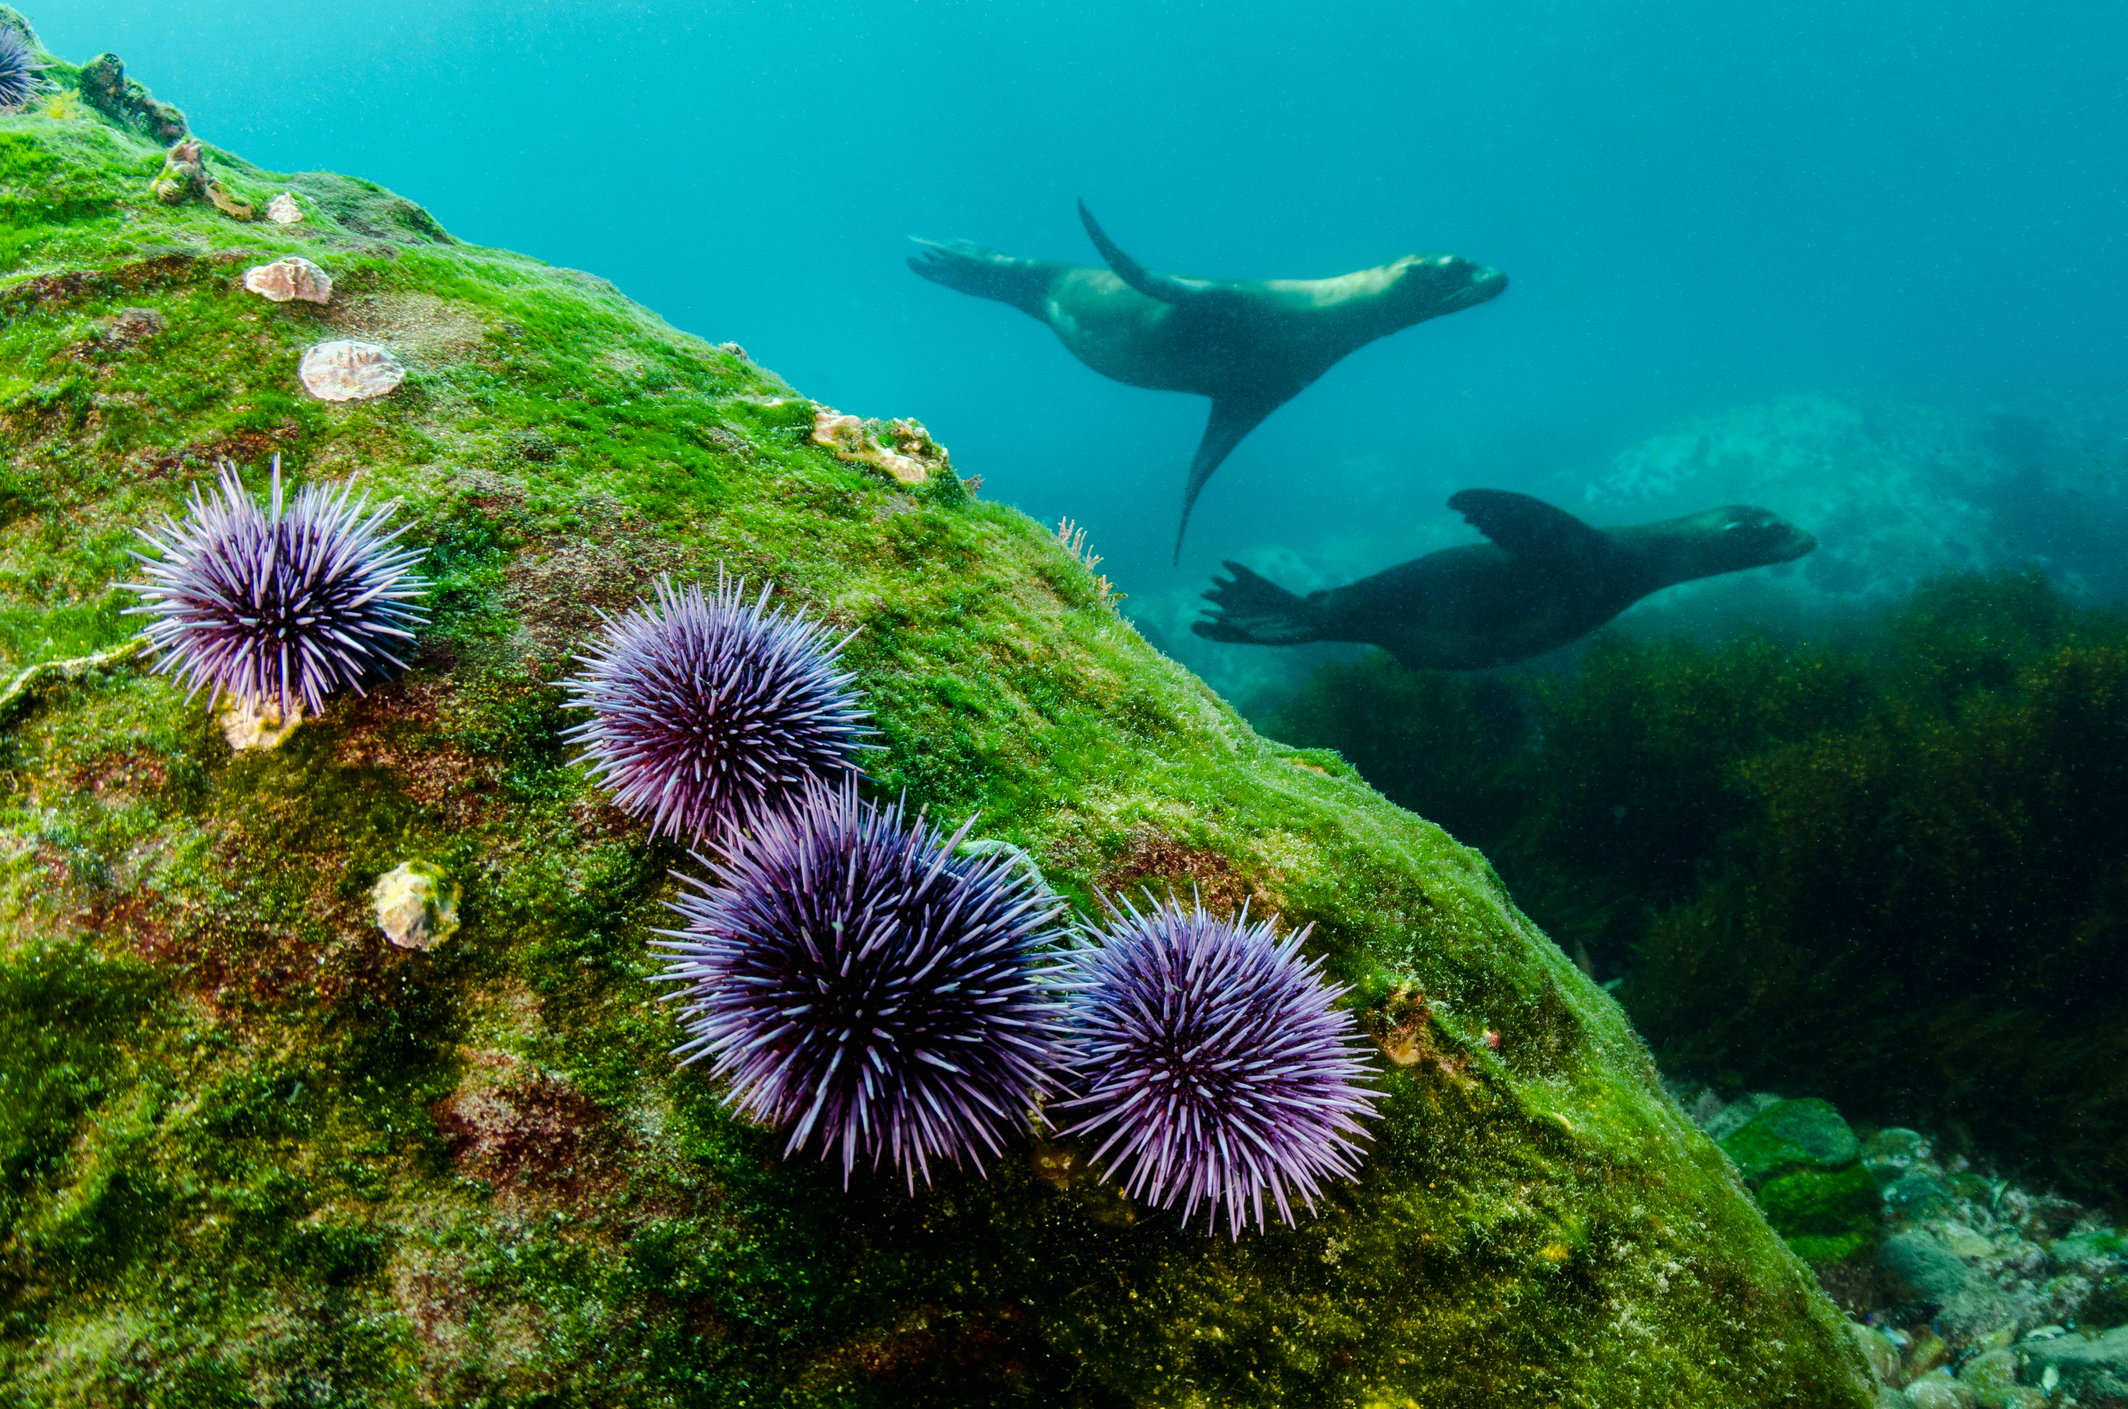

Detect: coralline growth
[654, 781, 1074, 1190]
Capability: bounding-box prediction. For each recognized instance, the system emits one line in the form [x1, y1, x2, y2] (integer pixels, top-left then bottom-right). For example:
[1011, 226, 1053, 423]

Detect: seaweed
[1272, 568, 2128, 1204]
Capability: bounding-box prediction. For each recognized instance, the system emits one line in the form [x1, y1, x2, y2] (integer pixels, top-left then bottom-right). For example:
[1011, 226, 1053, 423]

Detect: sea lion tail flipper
[1191, 561, 1323, 647]
[907, 237, 1052, 320]
[1448, 488, 1617, 565]
[1173, 395, 1280, 563]
[1077, 200, 1212, 306]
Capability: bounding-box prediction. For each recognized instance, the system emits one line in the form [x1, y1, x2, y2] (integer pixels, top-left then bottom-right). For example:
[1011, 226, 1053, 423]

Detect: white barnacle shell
[266, 191, 304, 224]
[371, 861, 460, 950]
[218, 696, 302, 752]
[299, 339, 405, 402]
[243, 255, 331, 305]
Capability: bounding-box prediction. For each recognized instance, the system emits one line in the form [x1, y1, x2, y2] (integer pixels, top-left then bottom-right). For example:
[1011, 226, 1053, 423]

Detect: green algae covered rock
[1755, 1164, 1881, 1265]
[1721, 1098, 1862, 1184]
[0, 23, 1873, 1409]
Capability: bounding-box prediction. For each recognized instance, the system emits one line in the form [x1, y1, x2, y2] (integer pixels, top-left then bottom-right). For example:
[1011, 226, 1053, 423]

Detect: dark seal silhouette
[1193, 490, 1816, 670]
[910, 202, 1508, 561]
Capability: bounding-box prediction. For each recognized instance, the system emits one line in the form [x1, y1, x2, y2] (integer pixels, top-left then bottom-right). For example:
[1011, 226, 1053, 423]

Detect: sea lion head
[1695, 504, 1818, 569]
[1384, 252, 1509, 320]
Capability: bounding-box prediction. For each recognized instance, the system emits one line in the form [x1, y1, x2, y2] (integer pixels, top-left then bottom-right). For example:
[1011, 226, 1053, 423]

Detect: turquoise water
[42, 1, 2128, 696]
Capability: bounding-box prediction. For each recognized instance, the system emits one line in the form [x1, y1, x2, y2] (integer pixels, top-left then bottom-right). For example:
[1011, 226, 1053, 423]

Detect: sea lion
[1193, 489, 1816, 670]
[910, 203, 1508, 561]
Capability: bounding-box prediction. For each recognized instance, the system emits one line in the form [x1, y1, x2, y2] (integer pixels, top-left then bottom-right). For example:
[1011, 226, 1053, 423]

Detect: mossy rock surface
[1754, 1164, 1880, 1266]
[0, 22, 1872, 1409]
[1720, 1098, 1861, 1185]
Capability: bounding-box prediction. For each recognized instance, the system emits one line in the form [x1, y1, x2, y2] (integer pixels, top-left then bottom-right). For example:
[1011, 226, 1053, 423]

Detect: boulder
[0, 33, 1876, 1407]
[1955, 1347, 2017, 1404]
[1756, 1162, 1881, 1263]
[1902, 1370, 1975, 1409]
[2020, 1324, 2128, 1401]
[2049, 1228, 2128, 1271]
[1879, 1230, 2015, 1339]
[1883, 1169, 1958, 1222]
[1862, 1127, 1933, 1184]
[1720, 1097, 1861, 1183]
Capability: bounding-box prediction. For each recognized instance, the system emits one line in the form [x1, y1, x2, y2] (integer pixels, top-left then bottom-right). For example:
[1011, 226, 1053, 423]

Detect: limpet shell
[299, 338, 405, 402]
[243, 255, 331, 304]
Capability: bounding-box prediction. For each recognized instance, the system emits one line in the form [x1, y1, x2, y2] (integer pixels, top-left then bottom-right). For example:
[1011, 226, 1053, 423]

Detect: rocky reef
[1681, 1088, 2128, 1409]
[0, 16, 1871, 1405]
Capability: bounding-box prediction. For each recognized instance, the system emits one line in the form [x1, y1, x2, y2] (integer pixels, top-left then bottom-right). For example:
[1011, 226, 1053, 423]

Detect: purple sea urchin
[0, 26, 45, 112]
[560, 575, 872, 843]
[122, 457, 427, 718]
[1054, 893, 1378, 1238]
[655, 780, 1073, 1190]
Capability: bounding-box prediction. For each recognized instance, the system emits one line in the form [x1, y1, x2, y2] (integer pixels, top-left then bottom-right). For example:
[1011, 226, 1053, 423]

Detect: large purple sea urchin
[0, 26, 44, 111]
[655, 780, 1074, 1190]
[560, 575, 872, 842]
[122, 457, 427, 718]
[1054, 893, 1379, 1238]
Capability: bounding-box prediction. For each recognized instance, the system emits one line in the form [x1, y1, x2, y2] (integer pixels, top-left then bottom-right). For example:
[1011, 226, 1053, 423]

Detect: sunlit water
[44, 0, 2128, 703]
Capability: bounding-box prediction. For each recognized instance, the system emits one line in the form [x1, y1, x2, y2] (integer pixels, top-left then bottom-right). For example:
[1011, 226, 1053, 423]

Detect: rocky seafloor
[1679, 1087, 2128, 1409]
[0, 11, 1899, 1406]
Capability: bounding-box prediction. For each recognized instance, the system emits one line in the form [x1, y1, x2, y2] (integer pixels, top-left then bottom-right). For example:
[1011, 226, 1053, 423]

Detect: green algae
[0, 24, 1870, 1408]
[1272, 568, 2128, 1211]
[1752, 1165, 1880, 1267]
[1719, 1100, 1861, 1185]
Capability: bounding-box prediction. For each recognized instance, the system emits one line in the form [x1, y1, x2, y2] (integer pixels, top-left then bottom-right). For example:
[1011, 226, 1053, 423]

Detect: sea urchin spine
[655, 780, 1074, 1191]
[122, 456, 427, 718]
[1054, 892, 1379, 1238]
[0, 26, 45, 112]
[560, 574, 873, 843]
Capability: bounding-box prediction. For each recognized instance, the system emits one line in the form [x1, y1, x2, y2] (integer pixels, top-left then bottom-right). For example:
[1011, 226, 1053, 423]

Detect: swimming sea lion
[910, 203, 1508, 561]
[1193, 489, 1816, 670]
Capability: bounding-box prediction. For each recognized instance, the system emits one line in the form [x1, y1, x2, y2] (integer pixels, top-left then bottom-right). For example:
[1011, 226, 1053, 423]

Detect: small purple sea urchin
[0, 26, 44, 112]
[560, 574, 872, 843]
[655, 780, 1073, 1190]
[122, 457, 427, 718]
[1054, 893, 1379, 1238]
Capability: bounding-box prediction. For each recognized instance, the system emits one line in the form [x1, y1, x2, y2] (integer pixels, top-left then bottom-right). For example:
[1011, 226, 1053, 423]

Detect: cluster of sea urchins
[655, 779, 1075, 1190]
[647, 783, 1380, 1227]
[559, 574, 874, 843]
[0, 26, 44, 112]
[117, 457, 1380, 1232]
[123, 456, 428, 718]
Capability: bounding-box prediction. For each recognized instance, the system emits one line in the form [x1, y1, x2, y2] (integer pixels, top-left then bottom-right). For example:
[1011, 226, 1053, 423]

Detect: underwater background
[30, 0, 2128, 1366]
[41, 0, 2128, 704]
[10, 0, 2128, 1399]
[49, 0, 2128, 1129]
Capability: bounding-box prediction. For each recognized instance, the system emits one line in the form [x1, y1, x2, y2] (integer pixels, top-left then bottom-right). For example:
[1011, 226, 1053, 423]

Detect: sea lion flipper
[1078, 200, 1210, 306]
[1173, 395, 1280, 563]
[908, 237, 1055, 320]
[1192, 561, 1323, 646]
[1448, 488, 1616, 565]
